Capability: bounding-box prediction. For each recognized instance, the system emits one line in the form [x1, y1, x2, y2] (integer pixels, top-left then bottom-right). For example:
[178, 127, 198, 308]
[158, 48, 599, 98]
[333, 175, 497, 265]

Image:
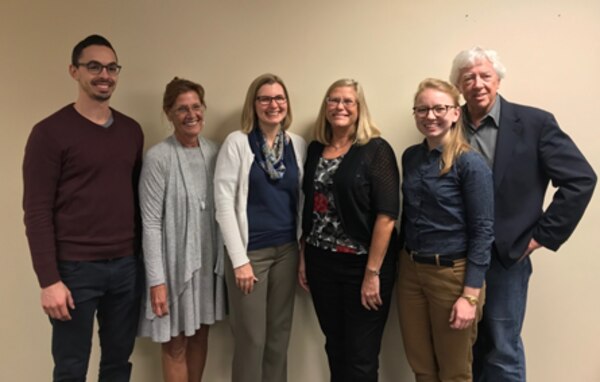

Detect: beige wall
[1, 0, 599, 380]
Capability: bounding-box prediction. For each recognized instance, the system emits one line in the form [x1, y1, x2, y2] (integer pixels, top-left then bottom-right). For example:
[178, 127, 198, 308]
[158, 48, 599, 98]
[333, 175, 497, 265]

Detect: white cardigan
[214, 130, 306, 268]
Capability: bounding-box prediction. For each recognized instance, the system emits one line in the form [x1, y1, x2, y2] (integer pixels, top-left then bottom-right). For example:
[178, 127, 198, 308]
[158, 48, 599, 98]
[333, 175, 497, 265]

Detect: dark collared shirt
[463, 96, 501, 167]
[401, 142, 494, 287]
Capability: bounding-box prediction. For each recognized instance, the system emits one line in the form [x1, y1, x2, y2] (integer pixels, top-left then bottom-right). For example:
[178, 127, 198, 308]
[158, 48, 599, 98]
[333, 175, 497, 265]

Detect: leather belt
[405, 248, 466, 267]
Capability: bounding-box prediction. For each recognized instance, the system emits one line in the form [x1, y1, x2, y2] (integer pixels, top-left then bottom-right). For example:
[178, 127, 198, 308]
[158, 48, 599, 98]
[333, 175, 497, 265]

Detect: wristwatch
[461, 294, 479, 306]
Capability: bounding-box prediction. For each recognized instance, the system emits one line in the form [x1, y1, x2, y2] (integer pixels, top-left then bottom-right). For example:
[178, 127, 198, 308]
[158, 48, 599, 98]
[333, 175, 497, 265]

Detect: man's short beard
[92, 94, 112, 102]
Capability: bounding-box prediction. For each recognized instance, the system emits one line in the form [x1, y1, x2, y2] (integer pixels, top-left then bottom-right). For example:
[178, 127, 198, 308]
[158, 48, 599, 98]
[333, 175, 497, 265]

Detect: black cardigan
[302, 137, 400, 251]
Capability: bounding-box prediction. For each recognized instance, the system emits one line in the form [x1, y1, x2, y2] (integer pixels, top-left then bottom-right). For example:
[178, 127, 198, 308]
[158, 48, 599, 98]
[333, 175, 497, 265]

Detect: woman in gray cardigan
[138, 78, 225, 381]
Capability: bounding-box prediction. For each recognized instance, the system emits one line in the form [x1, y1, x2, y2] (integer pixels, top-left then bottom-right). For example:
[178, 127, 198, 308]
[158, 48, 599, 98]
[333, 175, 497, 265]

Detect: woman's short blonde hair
[314, 79, 380, 145]
[241, 73, 293, 133]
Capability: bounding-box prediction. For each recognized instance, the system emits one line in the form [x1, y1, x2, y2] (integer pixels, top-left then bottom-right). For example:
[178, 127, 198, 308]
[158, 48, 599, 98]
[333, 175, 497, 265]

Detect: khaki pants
[397, 250, 485, 382]
[225, 242, 298, 382]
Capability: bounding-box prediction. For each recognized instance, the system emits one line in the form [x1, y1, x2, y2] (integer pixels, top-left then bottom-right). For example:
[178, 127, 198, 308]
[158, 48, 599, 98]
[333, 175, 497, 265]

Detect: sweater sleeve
[23, 124, 62, 288]
[289, 133, 307, 241]
[369, 139, 400, 219]
[132, 124, 144, 254]
[139, 146, 168, 287]
[214, 134, 250, 268]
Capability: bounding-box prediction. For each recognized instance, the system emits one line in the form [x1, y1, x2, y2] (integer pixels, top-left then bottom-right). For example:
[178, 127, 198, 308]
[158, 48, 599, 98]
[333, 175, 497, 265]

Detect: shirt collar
[463, 95, 501, 129]
[419, 139, 443, 154]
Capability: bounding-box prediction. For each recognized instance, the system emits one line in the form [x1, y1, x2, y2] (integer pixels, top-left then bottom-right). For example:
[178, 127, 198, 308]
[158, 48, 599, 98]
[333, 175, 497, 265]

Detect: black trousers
[305, 245, 397, 382]
[51, 255, 142, 382]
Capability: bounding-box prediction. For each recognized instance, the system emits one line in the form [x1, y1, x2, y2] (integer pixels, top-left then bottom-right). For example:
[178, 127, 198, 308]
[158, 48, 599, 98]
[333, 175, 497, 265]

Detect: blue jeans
[473, 254, 532, 382]
[51, 256, 142, 382]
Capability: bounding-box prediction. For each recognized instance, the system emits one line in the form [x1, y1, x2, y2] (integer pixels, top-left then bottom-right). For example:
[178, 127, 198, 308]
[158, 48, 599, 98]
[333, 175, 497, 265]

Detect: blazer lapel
[493, 96, 524, 189]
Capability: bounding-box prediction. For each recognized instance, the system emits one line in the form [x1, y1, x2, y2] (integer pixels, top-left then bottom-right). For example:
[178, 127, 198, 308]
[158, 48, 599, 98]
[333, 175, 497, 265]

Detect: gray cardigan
[139, 135, 224, 318]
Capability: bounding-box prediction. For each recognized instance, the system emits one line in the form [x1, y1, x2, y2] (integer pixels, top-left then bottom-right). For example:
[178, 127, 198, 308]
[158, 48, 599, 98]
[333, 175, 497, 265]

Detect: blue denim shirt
[401, 142, 494, 287]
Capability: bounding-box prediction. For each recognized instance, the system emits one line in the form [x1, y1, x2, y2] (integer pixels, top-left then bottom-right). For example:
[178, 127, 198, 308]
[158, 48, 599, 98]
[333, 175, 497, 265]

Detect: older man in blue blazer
[450, 47, 596, 382]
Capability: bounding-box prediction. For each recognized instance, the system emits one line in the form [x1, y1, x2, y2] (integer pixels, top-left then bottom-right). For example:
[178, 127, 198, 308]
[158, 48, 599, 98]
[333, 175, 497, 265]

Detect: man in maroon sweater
[23, 35, 144, 381]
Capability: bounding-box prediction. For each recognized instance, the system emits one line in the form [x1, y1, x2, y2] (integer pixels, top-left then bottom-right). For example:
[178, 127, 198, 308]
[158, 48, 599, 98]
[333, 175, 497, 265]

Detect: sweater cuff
[34, 262, 61, 289]
[228, 250, 250, 269]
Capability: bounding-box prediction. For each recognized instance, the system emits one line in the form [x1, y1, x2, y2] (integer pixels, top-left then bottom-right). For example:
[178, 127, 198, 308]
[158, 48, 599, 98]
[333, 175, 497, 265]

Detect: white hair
[449, 47, 507, 87]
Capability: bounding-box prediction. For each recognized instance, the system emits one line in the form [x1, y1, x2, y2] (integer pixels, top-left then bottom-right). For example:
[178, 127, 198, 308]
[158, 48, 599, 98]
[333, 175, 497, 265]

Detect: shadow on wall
[211, 109, 242, 144]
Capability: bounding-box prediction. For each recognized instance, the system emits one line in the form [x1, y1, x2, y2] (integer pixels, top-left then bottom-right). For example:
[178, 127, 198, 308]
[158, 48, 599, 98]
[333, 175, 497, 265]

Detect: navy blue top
[401, 141, 494, 287]
[247, 137, 299, 251]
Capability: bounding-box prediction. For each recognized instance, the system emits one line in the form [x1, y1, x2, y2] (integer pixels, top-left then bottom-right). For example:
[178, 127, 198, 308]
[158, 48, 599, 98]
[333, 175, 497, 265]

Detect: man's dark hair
[71, 34, 117, 66]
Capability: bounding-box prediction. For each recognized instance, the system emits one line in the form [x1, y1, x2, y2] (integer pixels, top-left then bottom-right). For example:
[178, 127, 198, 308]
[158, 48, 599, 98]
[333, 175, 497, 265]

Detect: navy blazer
[488, 96, 596, 268]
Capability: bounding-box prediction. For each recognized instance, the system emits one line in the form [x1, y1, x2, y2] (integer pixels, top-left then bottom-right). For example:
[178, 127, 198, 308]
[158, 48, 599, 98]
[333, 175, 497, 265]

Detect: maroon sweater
[23, 104, 144, 287]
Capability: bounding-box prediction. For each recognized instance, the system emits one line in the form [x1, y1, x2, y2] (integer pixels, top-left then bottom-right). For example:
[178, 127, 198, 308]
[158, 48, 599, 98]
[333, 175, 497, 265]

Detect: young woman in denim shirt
[397, 78, 494, 382]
